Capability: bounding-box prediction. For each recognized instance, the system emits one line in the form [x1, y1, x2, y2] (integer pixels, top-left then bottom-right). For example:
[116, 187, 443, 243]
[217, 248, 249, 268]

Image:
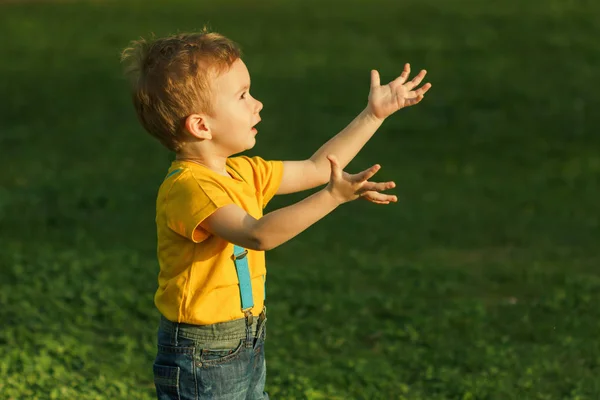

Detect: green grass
[1, 0, 599, 398]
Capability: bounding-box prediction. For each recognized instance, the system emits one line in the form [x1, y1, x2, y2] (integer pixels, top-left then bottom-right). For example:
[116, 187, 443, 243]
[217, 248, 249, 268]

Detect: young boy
[121, 29, 430, 400]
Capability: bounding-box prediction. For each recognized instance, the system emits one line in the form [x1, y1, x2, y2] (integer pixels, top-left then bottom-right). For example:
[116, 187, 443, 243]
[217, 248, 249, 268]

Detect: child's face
[208, 58, 263, 156]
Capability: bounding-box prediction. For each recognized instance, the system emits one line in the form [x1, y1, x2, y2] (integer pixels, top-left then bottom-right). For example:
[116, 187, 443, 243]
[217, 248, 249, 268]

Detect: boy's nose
[255, 99, 263, 113]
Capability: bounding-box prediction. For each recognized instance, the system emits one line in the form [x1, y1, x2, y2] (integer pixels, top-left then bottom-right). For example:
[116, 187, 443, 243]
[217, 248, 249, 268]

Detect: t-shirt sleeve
[237, 156, 284, 209]
[165, 173, 234, 243]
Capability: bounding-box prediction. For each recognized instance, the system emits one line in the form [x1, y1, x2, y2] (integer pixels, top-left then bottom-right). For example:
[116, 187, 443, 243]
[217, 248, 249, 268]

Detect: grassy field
[1, 0, 599, 398]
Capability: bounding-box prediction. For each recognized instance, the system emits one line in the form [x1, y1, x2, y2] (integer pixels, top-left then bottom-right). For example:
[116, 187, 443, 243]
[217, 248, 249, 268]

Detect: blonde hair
[121, 29, 240, 152]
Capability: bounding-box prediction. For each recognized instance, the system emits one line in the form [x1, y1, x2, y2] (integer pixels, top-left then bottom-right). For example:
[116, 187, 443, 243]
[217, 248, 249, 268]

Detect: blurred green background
[1, 0, 599, 399]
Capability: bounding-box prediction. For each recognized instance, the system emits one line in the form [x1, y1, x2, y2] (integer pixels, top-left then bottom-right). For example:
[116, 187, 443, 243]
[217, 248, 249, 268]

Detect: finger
[370, 70, 380, 89]
[372, 192, 398, 202]
[367, 199, 390, 205]
[354, 164, 381, 182]
[361, 180, 396, 192]
[405, 94, 425, 106]
[405, 69, 427, 90]
[392, 63, 410, 85]
[327, 154, 342, 180]
[361, 191, 397, 204]
[363, 190, 398, 202]
[411, 82, 432, 97]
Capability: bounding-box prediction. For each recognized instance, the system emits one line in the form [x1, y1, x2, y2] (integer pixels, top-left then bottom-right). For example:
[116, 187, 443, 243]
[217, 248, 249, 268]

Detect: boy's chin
[244, 137, 257, 150]
[228, 140, 256, 156]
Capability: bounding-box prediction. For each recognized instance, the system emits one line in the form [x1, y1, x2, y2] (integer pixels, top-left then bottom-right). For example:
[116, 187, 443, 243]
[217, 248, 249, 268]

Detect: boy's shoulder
[228, 155, 284, 186]
[158, 156, 283, 203]
[156, 164, 230, 224]
[157, 162, 216, 203]
[157, 157, 256, 198]
[226, 155, 258, 182]
[227, 154, 264, 171]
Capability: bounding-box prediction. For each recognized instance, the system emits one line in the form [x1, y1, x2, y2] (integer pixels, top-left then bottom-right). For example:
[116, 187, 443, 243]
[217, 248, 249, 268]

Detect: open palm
[367, 63, 432, 120]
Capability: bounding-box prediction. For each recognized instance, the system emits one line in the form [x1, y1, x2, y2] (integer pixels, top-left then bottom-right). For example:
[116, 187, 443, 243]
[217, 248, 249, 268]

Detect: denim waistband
[159, 307, 267, 342]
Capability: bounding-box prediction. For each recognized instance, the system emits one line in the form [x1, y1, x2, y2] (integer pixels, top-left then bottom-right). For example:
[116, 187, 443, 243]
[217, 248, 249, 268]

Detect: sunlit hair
[121, 29, 240, 151]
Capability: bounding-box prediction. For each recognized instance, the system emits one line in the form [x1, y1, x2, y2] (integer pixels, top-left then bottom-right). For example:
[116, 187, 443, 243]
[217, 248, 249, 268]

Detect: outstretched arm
[276, 63, 431, 196]
[202, 158, 388, 250]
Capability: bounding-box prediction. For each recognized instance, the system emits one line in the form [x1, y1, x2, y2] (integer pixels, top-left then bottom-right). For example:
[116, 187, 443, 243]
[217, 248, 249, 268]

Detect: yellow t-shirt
[154, 156, 284, 325]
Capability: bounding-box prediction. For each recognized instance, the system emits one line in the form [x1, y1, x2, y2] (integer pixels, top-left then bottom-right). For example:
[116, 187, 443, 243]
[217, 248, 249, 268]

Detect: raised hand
[367, 63, 432, 120]
[325, 155, 397, 205]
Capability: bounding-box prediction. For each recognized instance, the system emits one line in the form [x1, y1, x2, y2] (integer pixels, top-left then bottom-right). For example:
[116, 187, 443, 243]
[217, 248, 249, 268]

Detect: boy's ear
[184, 114, 212, 140]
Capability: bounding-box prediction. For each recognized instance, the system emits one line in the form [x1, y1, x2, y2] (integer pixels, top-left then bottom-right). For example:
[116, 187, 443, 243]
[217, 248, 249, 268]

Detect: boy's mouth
[251, 119, 261, 134]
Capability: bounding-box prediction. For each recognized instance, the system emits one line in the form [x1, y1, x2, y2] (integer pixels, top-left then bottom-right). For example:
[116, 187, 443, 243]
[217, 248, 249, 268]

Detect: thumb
[370, 69, 380, 89]
[327, 154, 342, 180]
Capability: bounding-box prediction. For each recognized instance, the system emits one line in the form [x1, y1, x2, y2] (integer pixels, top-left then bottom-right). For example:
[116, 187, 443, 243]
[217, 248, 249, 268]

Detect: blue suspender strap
[233, 245, 254, 321]
[232, 245, 267, 330]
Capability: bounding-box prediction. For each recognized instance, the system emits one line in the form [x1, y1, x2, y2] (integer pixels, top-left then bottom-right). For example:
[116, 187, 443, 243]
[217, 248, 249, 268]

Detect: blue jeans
[153, 308, 269, 400]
